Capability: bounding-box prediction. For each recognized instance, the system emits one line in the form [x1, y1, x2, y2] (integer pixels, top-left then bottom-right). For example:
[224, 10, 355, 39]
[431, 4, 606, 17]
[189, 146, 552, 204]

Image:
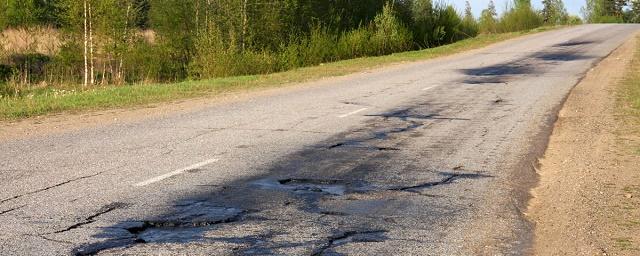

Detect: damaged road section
[254, 178, 372, 196]
[326, 107, 468, 152]
[0, 171, 104, 204]
[312, 230, 388, 256]
[74, 201, 248, 255]
[52, 202, 128, 234]
[460, 41, 597, 85]
[391, 172, 492, 194]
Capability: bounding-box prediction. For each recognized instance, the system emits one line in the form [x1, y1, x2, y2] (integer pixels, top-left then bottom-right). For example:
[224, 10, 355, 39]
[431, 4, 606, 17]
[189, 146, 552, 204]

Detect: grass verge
[620, 35, 640, 155]
[624, 46, 640, 115]
[0, 27, 559, 120]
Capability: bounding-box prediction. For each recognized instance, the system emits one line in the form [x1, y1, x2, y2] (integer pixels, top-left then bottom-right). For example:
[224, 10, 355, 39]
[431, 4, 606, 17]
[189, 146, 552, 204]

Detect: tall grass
[497, 4, 543, 33]
[624, 38, 640, 113]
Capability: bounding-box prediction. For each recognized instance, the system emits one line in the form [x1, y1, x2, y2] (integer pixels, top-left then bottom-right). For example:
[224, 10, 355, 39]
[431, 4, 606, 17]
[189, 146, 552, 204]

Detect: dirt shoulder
[528, 35, 640, 255]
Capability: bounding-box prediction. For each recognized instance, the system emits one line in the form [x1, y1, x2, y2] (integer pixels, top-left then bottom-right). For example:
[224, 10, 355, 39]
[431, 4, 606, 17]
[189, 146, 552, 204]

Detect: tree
[410, 0, 434, 47]
[149, 0, 197, 80]
[461, 1, 479, 37]
[84, 0, 89, 86]
[515, 0, 532, 9]
[583, 0, 628, 22]
[631, 0, 640, 22]
[542, 0, 569, 24]
[4, 0, 40, 28]
[479, 0, 498, 33]
[464, 1, 473, 21]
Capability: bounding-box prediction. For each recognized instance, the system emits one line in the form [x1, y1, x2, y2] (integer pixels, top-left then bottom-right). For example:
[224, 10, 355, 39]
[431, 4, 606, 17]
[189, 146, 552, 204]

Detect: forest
[0, 0, 636, 97]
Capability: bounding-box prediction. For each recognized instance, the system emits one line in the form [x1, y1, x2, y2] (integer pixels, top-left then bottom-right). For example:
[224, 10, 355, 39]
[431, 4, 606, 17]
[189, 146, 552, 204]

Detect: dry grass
[1, 27, 61, 56]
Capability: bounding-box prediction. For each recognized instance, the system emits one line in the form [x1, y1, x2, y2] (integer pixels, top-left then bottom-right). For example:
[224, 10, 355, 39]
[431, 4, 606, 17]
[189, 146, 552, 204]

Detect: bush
[497, 4, 543, 33]
[0, 64, 13, 82]
[591, 15, 624, 23]
[371, 3, 413, 54]
[337, 26, 378, 59]
[190, 25, 280, 79]
[479, 9, 498, 34]
[567, 15, 583, 25]
[460, 16, 479, 39]
[187, 2, 414, 79]
[300, 26, 339, 65]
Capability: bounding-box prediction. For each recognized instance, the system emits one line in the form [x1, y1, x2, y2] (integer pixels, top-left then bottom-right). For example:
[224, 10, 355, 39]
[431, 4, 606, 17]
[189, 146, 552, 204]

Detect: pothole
[254, 178, 371, 196]
[74, 202, 247, 255]
[125, 202, 246, 243]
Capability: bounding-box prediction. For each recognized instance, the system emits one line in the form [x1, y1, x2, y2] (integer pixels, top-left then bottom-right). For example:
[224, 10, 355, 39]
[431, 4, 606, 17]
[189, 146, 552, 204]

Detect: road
[1, 24, 639, 255]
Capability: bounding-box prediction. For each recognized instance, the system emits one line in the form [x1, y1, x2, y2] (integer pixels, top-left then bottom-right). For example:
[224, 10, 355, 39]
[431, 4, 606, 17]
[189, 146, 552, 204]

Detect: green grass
[620, 35, 640, 155]
[0, 27, 559, 120]
[625, 42, 640, 113]
[614, 237, 636, 250]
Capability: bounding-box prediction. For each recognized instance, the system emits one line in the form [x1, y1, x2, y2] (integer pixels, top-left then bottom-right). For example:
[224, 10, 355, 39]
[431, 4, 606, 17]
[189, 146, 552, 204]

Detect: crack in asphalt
[0, 205, 25, 215]
[52, 202, 128, 234]
[0, 171, 105, 204]
[390, 173, 489, 193]
[327, 142, 400, 151]
[311, 230, 387, 256]
[36, 234, 73, 244]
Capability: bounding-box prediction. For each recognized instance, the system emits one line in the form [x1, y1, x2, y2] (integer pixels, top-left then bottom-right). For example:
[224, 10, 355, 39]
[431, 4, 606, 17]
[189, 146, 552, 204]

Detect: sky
[448, 0, 586, 17]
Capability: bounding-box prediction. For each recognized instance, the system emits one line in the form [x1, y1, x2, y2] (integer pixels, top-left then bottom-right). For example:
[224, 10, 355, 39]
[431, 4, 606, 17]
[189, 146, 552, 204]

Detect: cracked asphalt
[1, 24, 639, 255]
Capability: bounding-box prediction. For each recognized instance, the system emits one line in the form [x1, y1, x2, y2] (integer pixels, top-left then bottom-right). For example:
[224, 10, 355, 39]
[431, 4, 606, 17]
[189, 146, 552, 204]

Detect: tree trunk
[89, 1, 95, 85]
[118, 4, 131, 84]
[241, 0, 248, 52]
[83, 0, 88, 87]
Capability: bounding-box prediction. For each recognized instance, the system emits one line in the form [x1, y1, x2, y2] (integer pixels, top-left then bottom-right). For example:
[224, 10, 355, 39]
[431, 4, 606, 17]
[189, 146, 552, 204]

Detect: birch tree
[84, 0, 88, 86]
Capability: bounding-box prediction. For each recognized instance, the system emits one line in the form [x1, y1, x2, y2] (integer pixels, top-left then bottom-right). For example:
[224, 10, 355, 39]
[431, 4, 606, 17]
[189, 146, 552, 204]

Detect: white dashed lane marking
[134, 158, 219, 187]
[338, 107, 369, 118]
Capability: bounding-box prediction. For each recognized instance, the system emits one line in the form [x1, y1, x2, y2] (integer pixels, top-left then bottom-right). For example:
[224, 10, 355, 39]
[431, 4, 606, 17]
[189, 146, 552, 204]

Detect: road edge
[526, 32, 640, 255]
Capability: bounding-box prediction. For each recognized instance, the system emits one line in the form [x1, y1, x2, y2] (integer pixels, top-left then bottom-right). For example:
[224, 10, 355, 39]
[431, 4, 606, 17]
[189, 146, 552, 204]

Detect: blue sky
[448, 0, 585, 17]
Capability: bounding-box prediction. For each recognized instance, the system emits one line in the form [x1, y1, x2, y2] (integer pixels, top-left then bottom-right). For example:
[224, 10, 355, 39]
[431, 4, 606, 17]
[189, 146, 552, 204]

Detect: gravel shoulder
[529, 34, 640, 255]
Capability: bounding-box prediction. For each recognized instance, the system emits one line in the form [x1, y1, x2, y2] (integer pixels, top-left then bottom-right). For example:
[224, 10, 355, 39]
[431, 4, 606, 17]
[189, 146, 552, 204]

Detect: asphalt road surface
[1, 24, 639, 256]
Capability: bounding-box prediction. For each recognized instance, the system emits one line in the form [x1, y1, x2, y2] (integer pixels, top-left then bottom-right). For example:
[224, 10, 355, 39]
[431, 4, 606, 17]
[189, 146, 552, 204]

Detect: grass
[611, 35, 640, 253]
[619, 35, 640, 155]
[614, 237, 636, 250]
[624, 43, 640, 114]
[0, 26, 559, 120]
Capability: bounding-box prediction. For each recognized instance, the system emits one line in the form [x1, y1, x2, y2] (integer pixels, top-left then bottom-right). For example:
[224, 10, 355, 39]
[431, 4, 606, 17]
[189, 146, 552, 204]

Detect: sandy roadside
[528, 35, 640, 255]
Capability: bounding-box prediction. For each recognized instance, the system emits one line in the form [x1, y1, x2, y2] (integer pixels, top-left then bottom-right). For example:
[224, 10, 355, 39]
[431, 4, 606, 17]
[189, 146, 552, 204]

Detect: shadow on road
[73, 104, 491, 255]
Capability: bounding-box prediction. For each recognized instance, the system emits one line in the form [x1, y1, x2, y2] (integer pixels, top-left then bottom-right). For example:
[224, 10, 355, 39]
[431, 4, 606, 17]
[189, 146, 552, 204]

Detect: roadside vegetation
[0, 0, 578, 118]
[621, 35, 640, 156]
[624, 39, 640, 113]
[583, 0, 640, 23]
[611, 34, 640, 253]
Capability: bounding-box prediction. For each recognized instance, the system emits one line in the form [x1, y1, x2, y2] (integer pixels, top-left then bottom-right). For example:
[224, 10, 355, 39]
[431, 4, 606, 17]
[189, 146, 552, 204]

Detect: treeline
[0, 0, 576, 95]
[583, 0, 640, 23]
